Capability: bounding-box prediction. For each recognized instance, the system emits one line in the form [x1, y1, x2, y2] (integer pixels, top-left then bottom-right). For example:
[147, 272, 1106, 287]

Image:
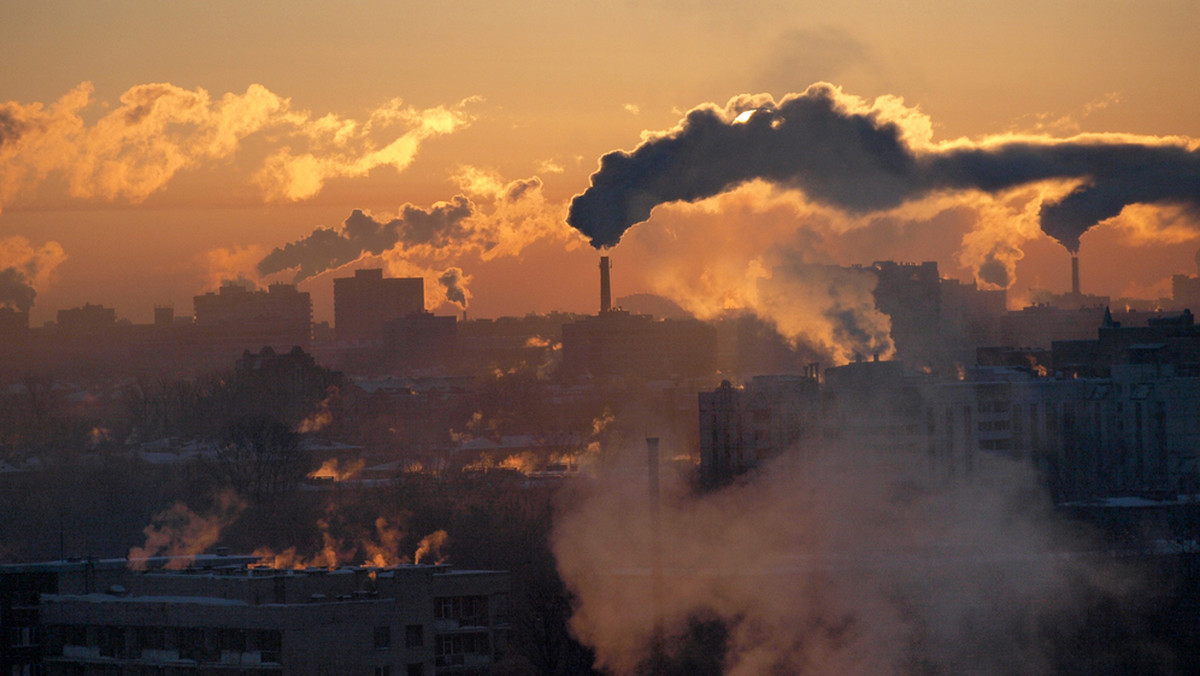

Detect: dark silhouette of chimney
[1071, 255, 1080, 296]
[599, 256, 612, 313]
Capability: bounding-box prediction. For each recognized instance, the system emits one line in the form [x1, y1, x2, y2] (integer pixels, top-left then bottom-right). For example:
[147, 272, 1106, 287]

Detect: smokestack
[1071, 255, 1080, 296]
[599, 255, 612, 313]
[646, 437, 665, 674]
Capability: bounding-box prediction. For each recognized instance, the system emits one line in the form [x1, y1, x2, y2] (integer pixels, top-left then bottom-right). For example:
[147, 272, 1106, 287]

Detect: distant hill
[615, 293, 693, 320]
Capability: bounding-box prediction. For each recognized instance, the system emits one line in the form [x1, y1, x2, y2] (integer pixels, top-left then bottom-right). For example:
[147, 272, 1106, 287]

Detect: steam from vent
[554, 441, 1137, 675]
[414, 529, 450, 565]
[568, 83, 1200, 254]
[127, 492, 245, 570]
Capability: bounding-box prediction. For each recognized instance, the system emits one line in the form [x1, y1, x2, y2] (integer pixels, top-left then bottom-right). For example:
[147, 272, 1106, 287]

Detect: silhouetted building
[0, 307, 29, 344]
[0, 556, 510, 676]
[56, 303, 117, 336]
[1172, 273, 1200, 309]
[562, 258, 716, 380]
[335, 269, 424, 344]
[384, 313, 457, 372]
[1053, 308, 1200, 378]
[193, 282, 312, 354]
[561, 312, 717, 380]
[822, 358, 927, 453]
[699, 373, 821, 484]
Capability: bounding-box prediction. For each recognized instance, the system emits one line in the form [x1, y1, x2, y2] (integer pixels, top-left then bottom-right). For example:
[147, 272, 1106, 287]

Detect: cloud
[200, 244, 270, 292]
[0, 82, 475, 212]
[568, 83, 1200, 255]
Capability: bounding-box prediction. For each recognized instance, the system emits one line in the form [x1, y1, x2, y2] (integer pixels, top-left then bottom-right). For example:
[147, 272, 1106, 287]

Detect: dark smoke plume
[0, 267, 36, 312]
[437, 267, 471, 309]
[257, 197, 474, 282]
[568, 84, 1200, 253]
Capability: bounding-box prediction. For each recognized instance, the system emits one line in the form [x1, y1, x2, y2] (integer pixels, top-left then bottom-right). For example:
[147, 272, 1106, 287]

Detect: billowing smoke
[437, 267, 472, 309]
[0, 82, 475, 211]
[0, 236, 67, 309]
[555, 441, 1140, 675]
[0, 267, 36, 312]
[257, 197, 474, 282]
[568, 83, 1200, 254]
[251, 169, 579, 312]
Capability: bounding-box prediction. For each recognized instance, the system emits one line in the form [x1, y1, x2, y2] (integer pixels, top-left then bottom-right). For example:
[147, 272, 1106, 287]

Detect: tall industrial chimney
[599, 255, 612, 313]
[1071, 255, 1081, 297]
[646, 437, 665, 674]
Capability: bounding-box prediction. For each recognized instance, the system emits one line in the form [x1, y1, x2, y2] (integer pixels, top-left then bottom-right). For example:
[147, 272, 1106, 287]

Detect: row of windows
[373, 625, 424, 650]
[435, 596, 489, 626]
[47, 625, 281, 663]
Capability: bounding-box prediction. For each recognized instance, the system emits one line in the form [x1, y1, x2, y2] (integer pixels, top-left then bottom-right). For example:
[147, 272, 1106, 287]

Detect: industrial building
[0, 555, 510, 676]
[561, 257, 717, 380]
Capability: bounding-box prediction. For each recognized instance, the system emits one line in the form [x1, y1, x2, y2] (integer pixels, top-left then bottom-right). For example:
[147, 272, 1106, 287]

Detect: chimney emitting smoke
[599, 256, 612, 313]
[1071, 255, 1080, 297]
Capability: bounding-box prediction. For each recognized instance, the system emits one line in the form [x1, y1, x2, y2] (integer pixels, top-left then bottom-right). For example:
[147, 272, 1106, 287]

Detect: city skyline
[4, 1, 1200, 333]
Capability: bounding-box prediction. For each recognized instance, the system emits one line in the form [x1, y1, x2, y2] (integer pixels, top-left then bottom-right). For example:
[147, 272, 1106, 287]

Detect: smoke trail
[257, 197, 475, 283]
[568, 83, 1200, 254]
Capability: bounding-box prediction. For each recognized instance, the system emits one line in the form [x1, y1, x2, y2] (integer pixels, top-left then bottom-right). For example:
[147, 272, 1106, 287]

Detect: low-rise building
[0, 556, 510, 676]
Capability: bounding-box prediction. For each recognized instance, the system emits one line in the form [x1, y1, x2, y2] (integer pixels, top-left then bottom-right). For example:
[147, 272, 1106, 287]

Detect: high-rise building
[334, 269, 424, 344]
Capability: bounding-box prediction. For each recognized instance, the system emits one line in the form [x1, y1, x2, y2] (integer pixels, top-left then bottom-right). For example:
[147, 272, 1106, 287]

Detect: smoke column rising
[568, 83, 1200, 254]
[0, 267, 36, 311]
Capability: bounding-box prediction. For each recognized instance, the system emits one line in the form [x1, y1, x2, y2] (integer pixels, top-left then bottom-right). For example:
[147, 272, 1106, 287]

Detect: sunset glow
[2, 1, 1198, 325]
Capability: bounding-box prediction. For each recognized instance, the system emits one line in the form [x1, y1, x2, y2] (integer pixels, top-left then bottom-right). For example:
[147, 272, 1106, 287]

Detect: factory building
[561, 257, 717, 380]
[0, 556, 510, 676]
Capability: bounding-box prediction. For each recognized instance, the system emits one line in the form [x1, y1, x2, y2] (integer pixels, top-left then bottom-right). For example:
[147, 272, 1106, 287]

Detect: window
[434, 596, 489, 626]
[374, 626, 391, 651]
[406, 664, 424, 676]
[436, 632, 491, 666]
[375, 666, 392, 676]
[405, 625, 424, 648]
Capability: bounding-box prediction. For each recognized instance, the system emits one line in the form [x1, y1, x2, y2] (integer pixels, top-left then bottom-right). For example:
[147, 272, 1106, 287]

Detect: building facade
[0, 556, 509, 676]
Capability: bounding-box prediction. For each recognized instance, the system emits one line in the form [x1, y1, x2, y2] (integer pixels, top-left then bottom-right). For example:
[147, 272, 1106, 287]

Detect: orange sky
[3, 1, 1200, 326]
